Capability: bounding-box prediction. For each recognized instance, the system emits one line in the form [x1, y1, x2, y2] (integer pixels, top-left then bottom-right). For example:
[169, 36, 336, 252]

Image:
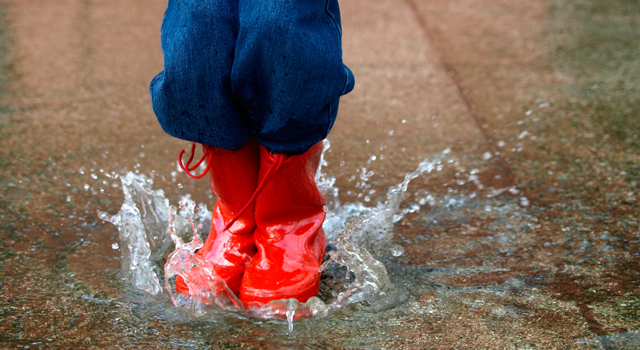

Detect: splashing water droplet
[390, 244, 404, 257]
[98, 173, 178, 296]
[286, 299, 296, 332]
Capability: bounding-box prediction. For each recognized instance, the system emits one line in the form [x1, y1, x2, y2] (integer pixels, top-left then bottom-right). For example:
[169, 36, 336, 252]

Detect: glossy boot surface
[240, 142, 327, 305]
[175, 139, 260, 296]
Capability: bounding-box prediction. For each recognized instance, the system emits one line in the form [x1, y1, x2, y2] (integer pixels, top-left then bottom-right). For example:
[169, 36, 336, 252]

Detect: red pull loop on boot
[178, 142, 213, 179]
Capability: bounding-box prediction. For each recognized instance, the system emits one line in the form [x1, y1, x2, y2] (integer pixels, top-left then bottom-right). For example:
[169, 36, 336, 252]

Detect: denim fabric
[150, 0, 354, 154]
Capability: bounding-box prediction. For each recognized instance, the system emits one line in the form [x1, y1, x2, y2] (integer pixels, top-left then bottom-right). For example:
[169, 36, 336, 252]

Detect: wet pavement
[1, 0, 640, 348]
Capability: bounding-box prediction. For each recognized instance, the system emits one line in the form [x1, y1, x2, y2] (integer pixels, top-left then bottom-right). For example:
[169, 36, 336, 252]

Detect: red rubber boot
[175, 139, 260, 297]
[240, 142, 327, 305]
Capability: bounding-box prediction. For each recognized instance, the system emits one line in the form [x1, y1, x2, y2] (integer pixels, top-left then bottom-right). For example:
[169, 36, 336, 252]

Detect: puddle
[97, 138, 604, 347]
[99, 141, 452, 329]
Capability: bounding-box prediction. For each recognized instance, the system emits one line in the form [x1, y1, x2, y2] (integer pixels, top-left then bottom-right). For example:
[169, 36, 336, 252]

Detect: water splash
[98, 173, 211, 296]
[325, 216, 395, 307]
[164, 205, 244, 315]
[100, 142, 451, 326]
[99, 173, 169, 295]
[326, 149, 447, 257]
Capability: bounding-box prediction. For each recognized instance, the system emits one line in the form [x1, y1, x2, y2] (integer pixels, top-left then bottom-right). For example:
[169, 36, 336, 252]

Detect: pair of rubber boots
[174, 139, 326, 306]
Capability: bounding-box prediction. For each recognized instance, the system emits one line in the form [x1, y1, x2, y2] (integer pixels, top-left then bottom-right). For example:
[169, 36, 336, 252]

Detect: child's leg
[150, 0, 261, 298]
[150, 0, 251, 151]
[230, 0, 354, 305]
[231, 0, 355, 155]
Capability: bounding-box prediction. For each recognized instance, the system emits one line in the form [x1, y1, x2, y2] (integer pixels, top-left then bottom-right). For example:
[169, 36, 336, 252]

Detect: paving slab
[2, 0, 639, 348]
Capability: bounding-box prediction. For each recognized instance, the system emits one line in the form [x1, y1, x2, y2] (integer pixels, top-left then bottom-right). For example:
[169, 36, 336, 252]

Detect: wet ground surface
[1, 0, 640, 348]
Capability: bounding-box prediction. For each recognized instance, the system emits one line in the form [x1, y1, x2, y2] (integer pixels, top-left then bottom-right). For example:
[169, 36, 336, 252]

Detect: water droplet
[369, 155, 376, 162]
[83, 184, 90, 191]
[526, 109, 533, 116]
[66, 196, 72, 202]
[497, 140, 506, 147]
[112, 243, 119, 250]
[286, 299, 296, 332]
[177, 183, 184, 189]
[482, 152, 492, 160]
[390, 244, 404, 257]
[401, 119, 407, 123]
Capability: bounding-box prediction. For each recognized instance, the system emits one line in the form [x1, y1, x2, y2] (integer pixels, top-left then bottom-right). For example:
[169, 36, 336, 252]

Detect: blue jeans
[150, 0, 355, 154]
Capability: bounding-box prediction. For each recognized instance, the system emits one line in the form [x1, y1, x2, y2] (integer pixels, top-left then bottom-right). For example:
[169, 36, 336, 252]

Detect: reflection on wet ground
[1, 0, 640, 348]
